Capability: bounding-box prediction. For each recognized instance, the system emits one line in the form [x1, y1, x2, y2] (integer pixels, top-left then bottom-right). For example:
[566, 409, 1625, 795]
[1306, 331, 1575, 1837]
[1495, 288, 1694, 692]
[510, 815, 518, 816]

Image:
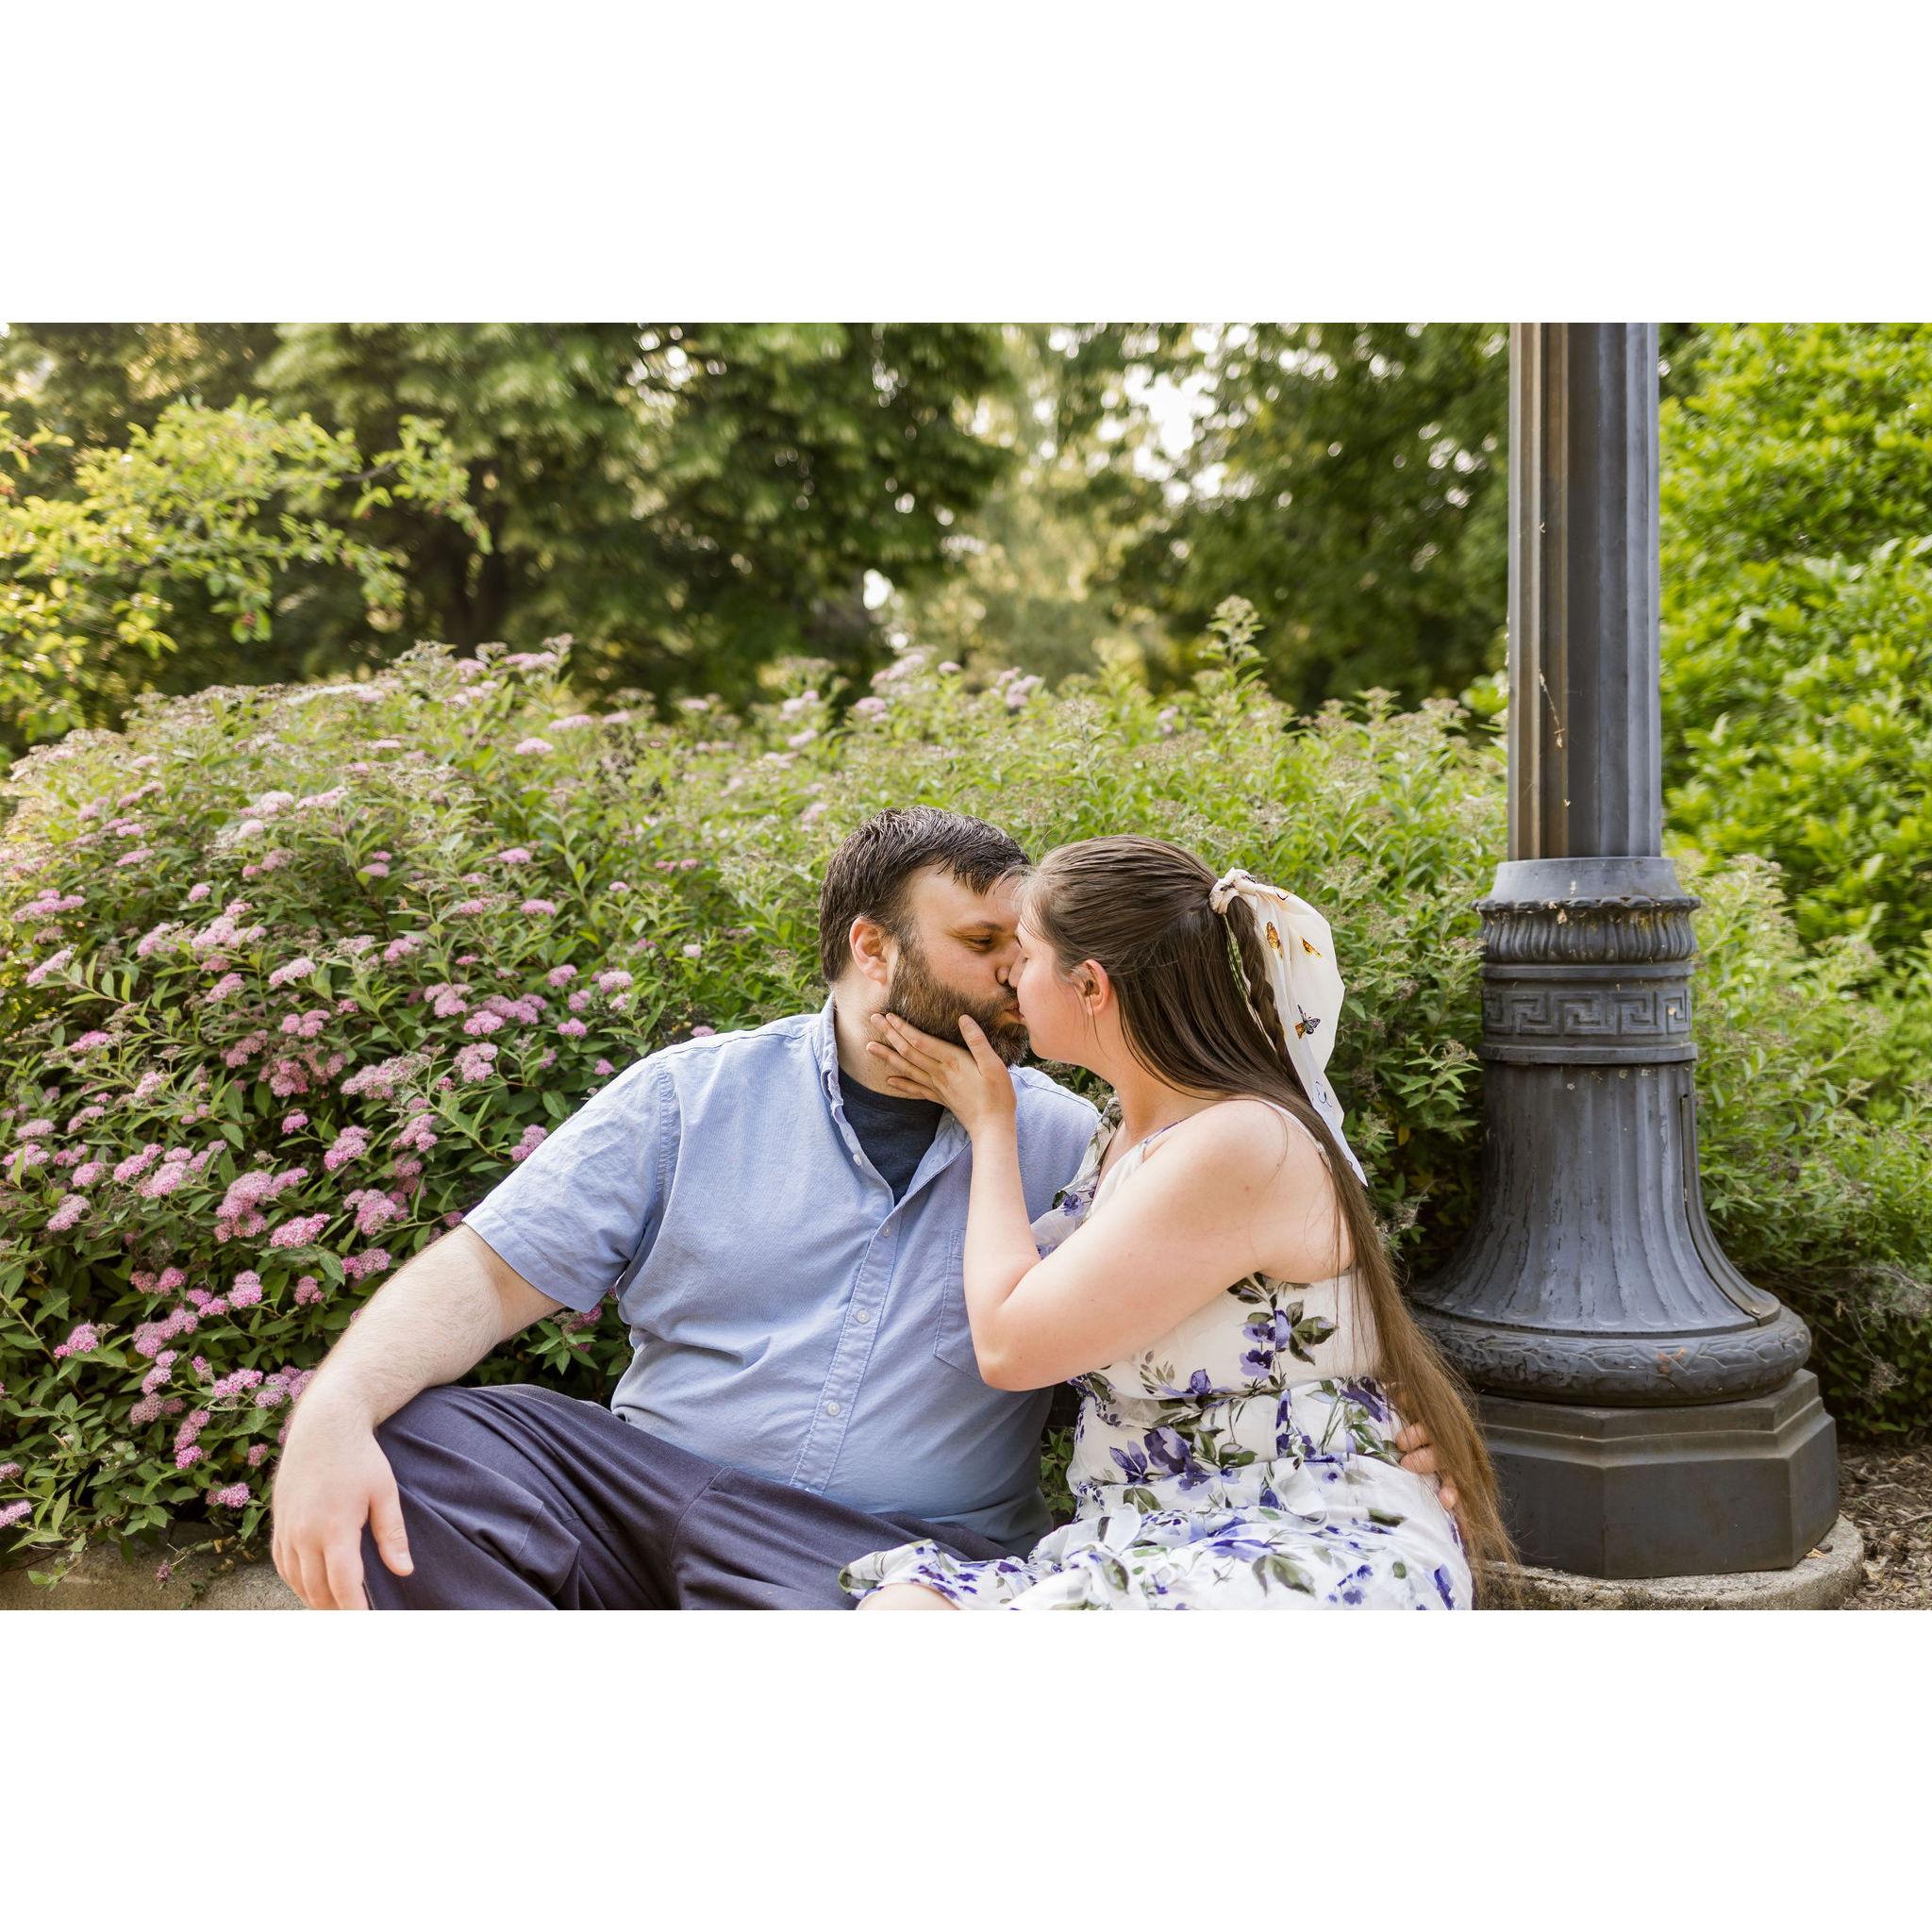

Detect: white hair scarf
[1207, 868, 1367, 1187]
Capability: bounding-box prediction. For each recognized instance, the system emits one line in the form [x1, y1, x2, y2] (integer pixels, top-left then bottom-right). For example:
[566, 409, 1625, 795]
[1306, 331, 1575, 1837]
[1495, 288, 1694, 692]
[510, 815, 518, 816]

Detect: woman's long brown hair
[1022, 835, 1515, 1599]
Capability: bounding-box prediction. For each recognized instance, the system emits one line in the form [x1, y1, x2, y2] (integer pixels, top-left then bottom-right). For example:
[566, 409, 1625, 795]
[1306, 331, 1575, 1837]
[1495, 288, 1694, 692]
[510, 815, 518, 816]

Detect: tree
[1098, 323, 1514, 713]
[0, 400, 484, 754]
[1660, 322, 1932, 956]
[259, 322, 1024, 706]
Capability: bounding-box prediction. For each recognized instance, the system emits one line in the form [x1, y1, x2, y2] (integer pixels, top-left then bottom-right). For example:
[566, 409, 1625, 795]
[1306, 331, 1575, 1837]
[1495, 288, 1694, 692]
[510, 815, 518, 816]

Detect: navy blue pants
[359, 1382, 1012, 1609]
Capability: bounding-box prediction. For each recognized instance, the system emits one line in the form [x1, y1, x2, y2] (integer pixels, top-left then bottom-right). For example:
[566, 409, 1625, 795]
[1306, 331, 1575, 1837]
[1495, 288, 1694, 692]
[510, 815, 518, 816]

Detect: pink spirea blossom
[72, 1029, 114, 1052]
[497, 847, 533, 866]
[557, 1018, 588, 1039]
[691, 1024, 716, 1038]
[206, 973, 246, 1003]
[594, 1058, 615, 1077]
[47, 1194, 88, 1231]
[323, 1125, 371, 1174]
[462, 1010, 505, 1036]
[114, 1143, 162, 1184]
[509, 1124, 548, 1162]
[187, 881, 212, 903]
[292, 1275, 325, 1307]
[282, 1111, 308, 1133]
[428, 984, 470, 1018]
[566, 990, 591, 1012]
[138, 1161, 190, 1201]
[343, 1189, 403, 1238]
[596, 970, 632, 994]
[270, 1212, 330, 1250]
[0, 1462, 21, 1480]
[683, 943, 703, 959]
[26, 945, 76, 986]
[268, 957, 316, 989]
[229, 1273, 263, 1308]
[0, 1500, 30, 1528]
[547, 964, 578, 987]
[266, 1058, 313, 1099]
[383, 934, 425, 963]
[281, 1008, 328, 1040]
[520, 898, 558, 917]
[342, 1248, 392, 1281]
[246, 1442, 271, 1467]
[454, 1042, 497, 1083]
[450, 897, 492, 917]
[514, 738, 554, 756]
[208, 1483, 251, 1508]
[52, 1322, 101, 1357]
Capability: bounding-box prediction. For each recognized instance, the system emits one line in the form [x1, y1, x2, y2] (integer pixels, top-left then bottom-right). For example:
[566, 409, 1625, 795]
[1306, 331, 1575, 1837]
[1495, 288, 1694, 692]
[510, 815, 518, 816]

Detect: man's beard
[886, 930, 1029, 1066]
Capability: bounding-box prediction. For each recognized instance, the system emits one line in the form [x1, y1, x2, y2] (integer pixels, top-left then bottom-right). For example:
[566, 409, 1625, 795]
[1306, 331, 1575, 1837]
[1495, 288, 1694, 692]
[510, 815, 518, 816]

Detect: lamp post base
[1479, 1370, 1839, 1578]
[1485, 1513, 1863, 1609]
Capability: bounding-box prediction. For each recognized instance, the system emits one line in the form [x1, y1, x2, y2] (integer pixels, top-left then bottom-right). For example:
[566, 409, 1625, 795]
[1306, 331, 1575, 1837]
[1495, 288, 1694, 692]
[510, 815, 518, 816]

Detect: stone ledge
[6, 1515, 1867, 1611]
[0, 1536, 300, 1611]
[1485, 1512, 1865, 1609]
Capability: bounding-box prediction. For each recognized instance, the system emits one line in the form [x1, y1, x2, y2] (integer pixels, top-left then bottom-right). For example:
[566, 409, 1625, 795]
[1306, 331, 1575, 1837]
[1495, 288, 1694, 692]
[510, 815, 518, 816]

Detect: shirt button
[824, 1400, 841, 1417]
[854, 1309, 870, 1324]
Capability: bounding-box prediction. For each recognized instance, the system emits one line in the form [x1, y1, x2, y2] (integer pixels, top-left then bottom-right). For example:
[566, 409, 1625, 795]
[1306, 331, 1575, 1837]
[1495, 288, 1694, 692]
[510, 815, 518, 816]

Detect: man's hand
[1393, 1420, 1461, 1520]
[271, 1399, 414, 1610]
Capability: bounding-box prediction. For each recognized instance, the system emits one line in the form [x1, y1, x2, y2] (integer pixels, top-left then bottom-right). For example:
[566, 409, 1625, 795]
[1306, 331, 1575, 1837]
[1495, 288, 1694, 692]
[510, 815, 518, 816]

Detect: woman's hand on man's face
[865, 1010, 1017, 1138]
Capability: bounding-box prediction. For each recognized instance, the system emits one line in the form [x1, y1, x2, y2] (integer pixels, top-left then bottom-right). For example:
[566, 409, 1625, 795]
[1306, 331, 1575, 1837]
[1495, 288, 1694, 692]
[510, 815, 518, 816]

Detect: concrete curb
[1487, 1512, 1865, 1609]
[0, 1537, 301, 1611]
[6, 1513, 1867, 1611]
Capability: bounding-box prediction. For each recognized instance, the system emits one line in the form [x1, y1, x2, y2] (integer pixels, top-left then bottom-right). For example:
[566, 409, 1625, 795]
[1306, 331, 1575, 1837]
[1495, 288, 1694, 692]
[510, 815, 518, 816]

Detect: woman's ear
[1078, 959, 1112, 1014]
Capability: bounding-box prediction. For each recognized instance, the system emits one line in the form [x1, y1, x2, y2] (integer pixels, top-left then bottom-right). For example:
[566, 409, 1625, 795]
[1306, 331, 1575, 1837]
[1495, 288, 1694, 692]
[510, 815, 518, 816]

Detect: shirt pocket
[929, 1236, 981, 1376]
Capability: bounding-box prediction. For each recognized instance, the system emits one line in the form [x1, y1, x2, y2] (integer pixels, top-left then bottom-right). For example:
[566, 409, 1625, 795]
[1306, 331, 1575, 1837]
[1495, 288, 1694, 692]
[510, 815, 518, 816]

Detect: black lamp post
[1411, 324, 1840, 1578]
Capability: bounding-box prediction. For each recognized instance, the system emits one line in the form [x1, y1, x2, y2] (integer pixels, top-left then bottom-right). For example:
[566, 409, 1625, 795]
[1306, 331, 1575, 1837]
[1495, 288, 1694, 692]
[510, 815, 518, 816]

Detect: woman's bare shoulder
[1148, 1096, 1331, 1187]
[1149, 1097, 1351, 1272]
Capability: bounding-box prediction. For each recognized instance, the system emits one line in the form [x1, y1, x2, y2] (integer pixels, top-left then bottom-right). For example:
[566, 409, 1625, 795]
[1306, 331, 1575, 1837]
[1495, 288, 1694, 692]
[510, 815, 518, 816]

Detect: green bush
[4, 621, 1928, 1576]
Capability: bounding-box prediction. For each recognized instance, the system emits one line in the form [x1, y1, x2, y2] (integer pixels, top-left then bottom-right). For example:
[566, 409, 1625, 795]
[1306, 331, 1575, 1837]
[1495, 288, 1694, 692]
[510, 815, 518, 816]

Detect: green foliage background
[2, 627, 1928, 1574]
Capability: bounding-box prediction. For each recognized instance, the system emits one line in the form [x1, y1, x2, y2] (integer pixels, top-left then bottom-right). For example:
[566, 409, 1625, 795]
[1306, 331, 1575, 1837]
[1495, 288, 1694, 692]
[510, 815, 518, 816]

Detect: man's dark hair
[817, 807, 1029, 982]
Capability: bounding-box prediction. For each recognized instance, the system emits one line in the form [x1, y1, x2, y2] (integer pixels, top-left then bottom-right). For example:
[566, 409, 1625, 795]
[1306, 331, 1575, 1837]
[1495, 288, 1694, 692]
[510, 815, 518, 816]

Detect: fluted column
[1410, 325, 1837, 1577]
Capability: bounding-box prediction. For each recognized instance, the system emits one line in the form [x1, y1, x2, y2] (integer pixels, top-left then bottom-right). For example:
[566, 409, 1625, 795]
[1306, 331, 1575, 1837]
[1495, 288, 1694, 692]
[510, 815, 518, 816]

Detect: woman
[841, 835, 1509, 1611]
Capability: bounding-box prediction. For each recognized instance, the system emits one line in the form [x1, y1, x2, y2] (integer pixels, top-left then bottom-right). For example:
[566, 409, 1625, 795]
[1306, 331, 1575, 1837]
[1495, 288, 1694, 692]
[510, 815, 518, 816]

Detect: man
[272, 806, 1444, 1608]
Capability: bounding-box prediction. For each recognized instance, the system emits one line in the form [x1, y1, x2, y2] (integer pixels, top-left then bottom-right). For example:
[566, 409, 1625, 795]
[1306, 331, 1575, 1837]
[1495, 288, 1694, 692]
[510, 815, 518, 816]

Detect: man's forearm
[291, 1226, 550, 1432]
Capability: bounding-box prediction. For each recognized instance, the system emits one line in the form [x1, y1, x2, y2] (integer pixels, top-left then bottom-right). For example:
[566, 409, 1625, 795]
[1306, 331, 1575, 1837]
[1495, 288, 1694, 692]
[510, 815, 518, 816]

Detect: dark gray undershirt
[838, 1066, 945, 1201]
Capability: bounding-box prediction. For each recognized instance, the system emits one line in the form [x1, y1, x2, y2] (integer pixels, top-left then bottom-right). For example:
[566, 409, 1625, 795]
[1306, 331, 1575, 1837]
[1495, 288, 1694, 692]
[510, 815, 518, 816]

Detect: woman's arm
[865, 1015, 1339, 1391]
[970, 1102, 1336, 1388]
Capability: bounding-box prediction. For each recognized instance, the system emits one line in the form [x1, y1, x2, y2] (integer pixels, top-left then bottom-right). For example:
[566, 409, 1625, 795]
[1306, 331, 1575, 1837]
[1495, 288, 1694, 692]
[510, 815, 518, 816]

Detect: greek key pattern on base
[1412, 1306, 1813, 1406]
[1481, 982, 1693, 1043]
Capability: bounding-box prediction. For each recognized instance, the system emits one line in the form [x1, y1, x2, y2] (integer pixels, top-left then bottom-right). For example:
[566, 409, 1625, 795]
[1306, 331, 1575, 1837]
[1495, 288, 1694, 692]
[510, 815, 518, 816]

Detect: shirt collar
[813, 991, 843, 1105]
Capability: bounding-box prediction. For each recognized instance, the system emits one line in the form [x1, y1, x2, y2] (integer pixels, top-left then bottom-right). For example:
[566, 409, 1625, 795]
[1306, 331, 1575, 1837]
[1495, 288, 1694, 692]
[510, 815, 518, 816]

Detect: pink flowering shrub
[0, 639, 812, 1577]
[3, 625, 1930, 1580]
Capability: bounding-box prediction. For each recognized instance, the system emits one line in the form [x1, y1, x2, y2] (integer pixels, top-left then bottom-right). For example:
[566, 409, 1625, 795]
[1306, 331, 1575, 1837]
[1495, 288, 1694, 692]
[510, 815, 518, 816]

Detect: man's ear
[849, 915, 894, 990]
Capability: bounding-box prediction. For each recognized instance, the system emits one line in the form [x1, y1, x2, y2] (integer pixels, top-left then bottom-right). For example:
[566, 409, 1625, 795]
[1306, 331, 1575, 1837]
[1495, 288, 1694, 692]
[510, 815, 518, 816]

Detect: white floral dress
[841, 1099, 1473, 1611]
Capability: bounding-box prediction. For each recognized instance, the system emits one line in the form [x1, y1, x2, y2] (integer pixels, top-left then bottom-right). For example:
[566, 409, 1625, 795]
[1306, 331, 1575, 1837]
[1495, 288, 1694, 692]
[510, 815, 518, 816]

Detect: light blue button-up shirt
[463, 995, 1100, 1550]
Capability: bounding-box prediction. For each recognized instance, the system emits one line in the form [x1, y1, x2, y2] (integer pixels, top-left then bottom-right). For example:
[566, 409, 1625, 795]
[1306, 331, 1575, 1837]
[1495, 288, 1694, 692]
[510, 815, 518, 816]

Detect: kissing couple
[272, 807, 1507, 1609]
